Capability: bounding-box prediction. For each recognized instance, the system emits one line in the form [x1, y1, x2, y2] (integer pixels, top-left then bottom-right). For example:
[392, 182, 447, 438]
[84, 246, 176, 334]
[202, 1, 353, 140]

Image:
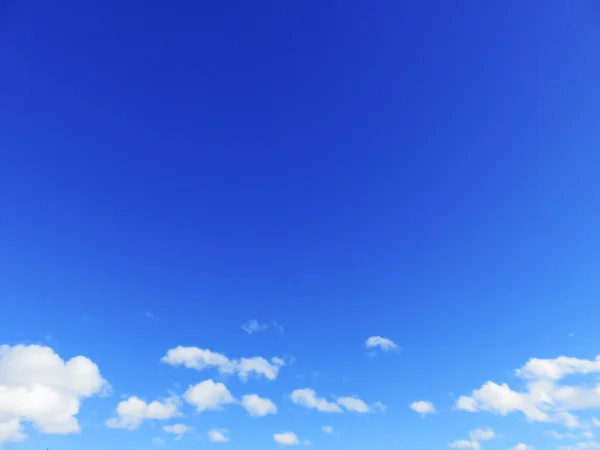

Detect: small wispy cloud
[144, 311, 158, 320]
[365, 336, 399, 352]
[241, 320, 268, 334]
[272, 321, 284, 334]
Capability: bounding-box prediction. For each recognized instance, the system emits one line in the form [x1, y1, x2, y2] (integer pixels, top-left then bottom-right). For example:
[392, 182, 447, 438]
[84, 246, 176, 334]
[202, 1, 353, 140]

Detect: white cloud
[241, 320, 268, 334]
[208, 428, 229, 443]
[0, 419, 26, 444]
[469, 428, 495, 441]
[449, 427, 496, 450]
[241, 394, 277, 417]
[274, 432, 300, 446]
[303, 440, 312, 446]
[183, 379, 235, 412]
[410, 400, 435, 415]
[152, 437, 165, 445]
[512, 444, 534, 450]
[373, 401, 387, 411]
[272, 321, 285, 334]
[164, 423, 191, 441]
[0, 344, 109, 443]
[290, 389, 342, 413]
[594, 418, 600, 427]
[449, 440, 480, 450]
[365, 336, 398, 352]
[106, 396, 181, 430]
[337, 396, 371, 413]
[322, 425, 334, 434]
[455, 355, 600, 427]
[161, 346, 285, 381]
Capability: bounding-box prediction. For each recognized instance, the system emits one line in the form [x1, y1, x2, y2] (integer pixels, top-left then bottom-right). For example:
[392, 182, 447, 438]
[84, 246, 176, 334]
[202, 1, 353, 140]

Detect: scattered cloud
[164, 423, 191, 441]
[512, 444, 534, 450]
[410, 400, 436, 415]
[161, 346, 285, 381]
[272, 321, 285, 334]
[365, 336, 399, 352]
[594, 418, 600, 427]
[241, 320, 268, 334]
[547, 431, 594, 440]
[0, 344, 109, 443]
[241, 394, 277, 417]
[455, 355, 600, 427]
[337, 396, 371, 413]
[274, 432, 300, 446]
[183, 379, 235, 412]
[290, 389, 379, 414]
[208, 428, 229, 443]
[322, 425, 334, 434]
[144, 311, 158, 320]
[290, 389, 342, 413]
[303, 440, 312, 446]
[152, 437, 165, 445]
[106, 396, 181, 429]
[449, 427, 496, 450]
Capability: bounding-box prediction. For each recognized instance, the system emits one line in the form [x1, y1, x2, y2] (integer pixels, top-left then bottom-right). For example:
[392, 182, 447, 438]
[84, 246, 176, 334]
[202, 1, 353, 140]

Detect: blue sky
[1, 1, 600, 449]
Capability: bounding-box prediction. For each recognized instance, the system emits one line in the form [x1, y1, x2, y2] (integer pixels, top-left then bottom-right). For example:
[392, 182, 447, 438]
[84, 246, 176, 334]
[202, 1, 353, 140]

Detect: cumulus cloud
[455, 355, 600, 427]
[241, 394, 277, 417]
[241, 320, 268, 334]
[410, 400, 435, 415]
[161, 346, 285, 381]
[322, 425, 334, 433]
[449, 427, 496, 450]
[290, 389, 379, 414]
[290, 389, 342, 413]
[164, 423, 191, 441]
[0, 344, 109, 443]
[512, 444, 534, 450]
[365, 336, 398, 352]
[106, 396, 181, 429]
[337, 396, 371, 413]
[208, 428, 229, 443]
[274, 432, 300, 445]
[183, 379, 235, 412]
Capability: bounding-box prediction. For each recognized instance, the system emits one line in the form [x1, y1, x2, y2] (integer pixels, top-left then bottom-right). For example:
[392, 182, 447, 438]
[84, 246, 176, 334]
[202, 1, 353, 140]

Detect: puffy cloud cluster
[161, 346, 285, 381]
[106, 396, 181, 429]
[449, 427, 496, 450]
[365, 336, 398, 352]
[290, 388, 381, 414]
[410, 400, 436, 415]
[0, 344, 109, 444]
[455, 355, 600, 427]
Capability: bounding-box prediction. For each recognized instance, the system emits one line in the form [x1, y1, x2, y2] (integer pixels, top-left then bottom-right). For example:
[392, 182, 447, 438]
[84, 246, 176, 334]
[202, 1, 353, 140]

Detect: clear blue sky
[1, 1, 600, 450]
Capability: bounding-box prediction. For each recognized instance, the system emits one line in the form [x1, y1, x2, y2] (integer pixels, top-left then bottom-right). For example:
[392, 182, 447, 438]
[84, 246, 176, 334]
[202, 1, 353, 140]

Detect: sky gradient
[1, 1, 600, 450]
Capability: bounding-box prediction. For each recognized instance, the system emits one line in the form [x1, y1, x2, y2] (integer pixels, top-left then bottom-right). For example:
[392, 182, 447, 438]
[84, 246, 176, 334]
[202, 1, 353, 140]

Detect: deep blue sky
[1, 1, 600, 450]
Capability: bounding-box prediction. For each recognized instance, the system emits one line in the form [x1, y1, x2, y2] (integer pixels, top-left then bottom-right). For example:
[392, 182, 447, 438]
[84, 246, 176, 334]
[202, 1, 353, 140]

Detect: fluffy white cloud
[183, 379, 235, 412]
[322, 425, 334, 433]
[274, 432, 300, 445]
[241, 394, 277, 417]
[106, 396, 181, 429]
[290, 389, 342, 413]
[511, 444, 534, 450]
[456, 355, 600, 427]
[469, 428, 495, 441]
[449, 427, 496, 450]
[161, 346, 285, 381]
[164, 423, 191, 441]
[290, 389, 377, 414]
[0, 344, 109, 443]
[365, 336, 398, 352]
[449, 440, 479, 450]
[410, 400, 435, 415]
[241, 320, 268, 334]
[337, 396, 371, 413]
[208, 428, 229, 443]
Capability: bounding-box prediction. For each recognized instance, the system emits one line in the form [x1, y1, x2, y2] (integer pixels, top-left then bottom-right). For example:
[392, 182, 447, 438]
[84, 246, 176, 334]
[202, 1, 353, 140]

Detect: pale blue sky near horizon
[1, 1, 600, 449]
